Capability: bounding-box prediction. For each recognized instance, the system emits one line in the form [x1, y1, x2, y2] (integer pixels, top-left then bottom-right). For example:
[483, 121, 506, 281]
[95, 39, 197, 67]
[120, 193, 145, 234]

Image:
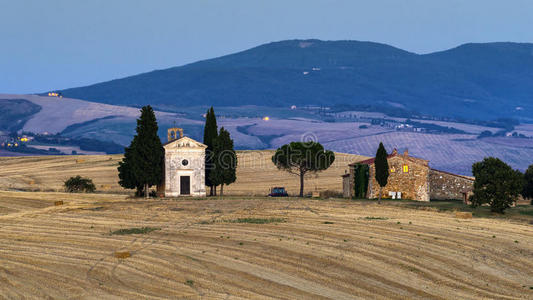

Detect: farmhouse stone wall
[429, 169, 474, 201]
[366, 154, 430, 201]
[344, 150, 474, 202]
[342, 174, 351, 198]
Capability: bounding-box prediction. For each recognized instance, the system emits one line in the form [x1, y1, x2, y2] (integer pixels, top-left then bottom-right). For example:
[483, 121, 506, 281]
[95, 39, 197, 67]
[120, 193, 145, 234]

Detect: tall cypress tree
[209, 127, 237, 196]
[374, 142, 389, 204]
[353, 163, 369, 199]
[118, 138, 143, 196]
[118, 105, 164, 198]
[523, 164, 533, 203]
[203, 107, 218, 196]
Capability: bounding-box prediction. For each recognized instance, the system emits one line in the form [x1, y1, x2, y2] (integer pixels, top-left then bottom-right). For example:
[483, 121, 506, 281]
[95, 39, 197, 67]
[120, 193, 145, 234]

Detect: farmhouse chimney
[404, 149, 409, 156]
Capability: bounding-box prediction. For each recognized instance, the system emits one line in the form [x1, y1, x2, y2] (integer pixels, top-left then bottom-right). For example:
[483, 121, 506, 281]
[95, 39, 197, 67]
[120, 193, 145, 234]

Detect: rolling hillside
[0, 94, 203, 148]
[0, 151, 367, 195]
[2, 94, 532, 174]
[56, 39, 533, 120]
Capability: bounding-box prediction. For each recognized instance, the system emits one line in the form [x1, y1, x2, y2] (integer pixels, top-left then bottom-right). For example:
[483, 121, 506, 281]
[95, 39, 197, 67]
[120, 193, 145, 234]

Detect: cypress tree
[353, 163, 369, 199]
[209, 127, 237, 196]
[203, 107, 218, 196]
[117, 105, 164, 198]
[523, 164, 533, 203]
[118, 138, 143, 196]
[374, 142, 389, 204]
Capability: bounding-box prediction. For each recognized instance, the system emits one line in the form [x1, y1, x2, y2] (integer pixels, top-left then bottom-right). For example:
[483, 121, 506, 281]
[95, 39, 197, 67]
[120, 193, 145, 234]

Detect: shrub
[224, 218, 285, 224]
[64, 175, 96, 193]
[363, 216, 388, 220]
[110, 227, 160, 235]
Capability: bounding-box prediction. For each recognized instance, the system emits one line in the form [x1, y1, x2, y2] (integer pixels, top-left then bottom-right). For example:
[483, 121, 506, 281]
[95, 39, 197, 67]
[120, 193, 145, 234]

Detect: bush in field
[470, 157, 523, 213]
[64, 175, 96, 193]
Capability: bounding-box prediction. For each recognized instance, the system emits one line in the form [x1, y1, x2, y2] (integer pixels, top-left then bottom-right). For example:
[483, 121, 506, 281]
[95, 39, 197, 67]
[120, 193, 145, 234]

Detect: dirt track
[1, 191, 532, 299]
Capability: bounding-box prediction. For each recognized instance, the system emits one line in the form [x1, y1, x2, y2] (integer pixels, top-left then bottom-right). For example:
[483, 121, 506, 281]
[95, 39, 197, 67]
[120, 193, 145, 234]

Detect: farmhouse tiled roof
[349, 149, 429, 166]
[430, 168, 475, 181]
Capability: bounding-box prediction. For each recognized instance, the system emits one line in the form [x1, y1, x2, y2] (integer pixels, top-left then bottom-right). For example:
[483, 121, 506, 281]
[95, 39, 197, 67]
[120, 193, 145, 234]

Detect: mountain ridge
[53, 39, 533, 120]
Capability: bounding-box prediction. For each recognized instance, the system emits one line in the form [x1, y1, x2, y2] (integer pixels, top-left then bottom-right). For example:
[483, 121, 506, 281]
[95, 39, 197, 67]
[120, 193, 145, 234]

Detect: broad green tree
[374, 142, 389, 204]
[203, 107, 218, 196]
[272, 141, 335, 197]
[118, 105, 164, 198]
[470, 157, 523, 213]
[209, 127, 237, 196]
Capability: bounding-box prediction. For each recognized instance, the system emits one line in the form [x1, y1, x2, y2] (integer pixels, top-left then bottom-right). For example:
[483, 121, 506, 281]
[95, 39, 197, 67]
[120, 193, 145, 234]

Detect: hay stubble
[0, 191, 532, 299]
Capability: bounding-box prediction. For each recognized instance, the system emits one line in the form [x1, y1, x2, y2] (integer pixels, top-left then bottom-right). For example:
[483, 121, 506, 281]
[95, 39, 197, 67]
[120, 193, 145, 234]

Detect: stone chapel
[162, 128, 207, 197]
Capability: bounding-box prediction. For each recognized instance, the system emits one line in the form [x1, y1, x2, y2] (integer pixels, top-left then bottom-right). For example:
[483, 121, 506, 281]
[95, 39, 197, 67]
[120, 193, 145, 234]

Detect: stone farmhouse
[160, 128, 207, 197]
[342, 149, 474, 202]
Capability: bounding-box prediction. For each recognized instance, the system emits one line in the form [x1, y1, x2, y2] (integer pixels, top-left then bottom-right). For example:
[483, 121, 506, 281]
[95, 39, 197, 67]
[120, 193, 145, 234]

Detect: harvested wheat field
[0, 151, 368, 195]
[1, 190, 532, 299]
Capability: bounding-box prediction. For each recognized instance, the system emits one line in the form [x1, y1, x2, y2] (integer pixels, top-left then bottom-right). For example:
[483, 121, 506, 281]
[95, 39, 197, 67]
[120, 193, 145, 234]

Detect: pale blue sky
[1, 0, 532, 93]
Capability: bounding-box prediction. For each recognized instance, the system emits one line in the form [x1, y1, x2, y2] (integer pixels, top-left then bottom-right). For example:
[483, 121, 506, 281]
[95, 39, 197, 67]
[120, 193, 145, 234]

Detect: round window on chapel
[182, 159, 189, 166]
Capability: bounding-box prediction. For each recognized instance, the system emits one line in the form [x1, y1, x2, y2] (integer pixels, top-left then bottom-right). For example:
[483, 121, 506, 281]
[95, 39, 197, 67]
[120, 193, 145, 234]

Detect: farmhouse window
[390, 167, 396, 173]
[403, 165, 409, 173]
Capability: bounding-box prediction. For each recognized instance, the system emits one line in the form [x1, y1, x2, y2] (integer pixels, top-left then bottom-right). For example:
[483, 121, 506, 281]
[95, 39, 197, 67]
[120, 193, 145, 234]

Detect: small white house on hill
[162, 128, 206, 197]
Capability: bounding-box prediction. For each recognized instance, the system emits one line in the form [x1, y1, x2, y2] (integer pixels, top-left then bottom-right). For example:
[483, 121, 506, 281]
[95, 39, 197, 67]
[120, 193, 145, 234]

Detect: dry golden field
[0, 191, 532, 299]
[1, 153, 533, 299]
[0, 151, 368, 195]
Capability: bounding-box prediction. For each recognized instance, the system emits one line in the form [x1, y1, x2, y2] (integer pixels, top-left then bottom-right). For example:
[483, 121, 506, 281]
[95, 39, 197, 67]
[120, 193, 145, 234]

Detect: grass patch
[185, 280, 194, 286]
[363, 216, 388, 220]
[403, 199, 472, 213]
[323, 221, 334, 224]
[110, 227, 160, 235]
[519, 210, 533, 216]
[225, 218, 286, 224]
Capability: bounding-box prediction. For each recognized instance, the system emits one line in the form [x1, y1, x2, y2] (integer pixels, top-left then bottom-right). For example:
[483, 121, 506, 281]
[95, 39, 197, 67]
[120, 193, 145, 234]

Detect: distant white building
[162, 128, 207, 197]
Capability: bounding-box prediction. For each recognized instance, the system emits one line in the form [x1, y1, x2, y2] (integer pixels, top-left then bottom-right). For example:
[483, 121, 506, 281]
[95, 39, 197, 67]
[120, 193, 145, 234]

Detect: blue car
[268, 187, 288, 197]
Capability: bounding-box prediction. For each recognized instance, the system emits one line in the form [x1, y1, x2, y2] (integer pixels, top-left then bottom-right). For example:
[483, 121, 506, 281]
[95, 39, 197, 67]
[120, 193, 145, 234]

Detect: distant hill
[55, 39, 533, 120]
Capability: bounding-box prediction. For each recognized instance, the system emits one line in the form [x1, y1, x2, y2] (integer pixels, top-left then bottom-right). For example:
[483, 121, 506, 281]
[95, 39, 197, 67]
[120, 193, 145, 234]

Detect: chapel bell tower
[167, 127, 184, 142]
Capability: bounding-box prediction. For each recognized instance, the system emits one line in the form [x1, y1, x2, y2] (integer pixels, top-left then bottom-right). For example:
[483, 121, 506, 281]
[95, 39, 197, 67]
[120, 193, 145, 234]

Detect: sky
[1, 0, 533, 94]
